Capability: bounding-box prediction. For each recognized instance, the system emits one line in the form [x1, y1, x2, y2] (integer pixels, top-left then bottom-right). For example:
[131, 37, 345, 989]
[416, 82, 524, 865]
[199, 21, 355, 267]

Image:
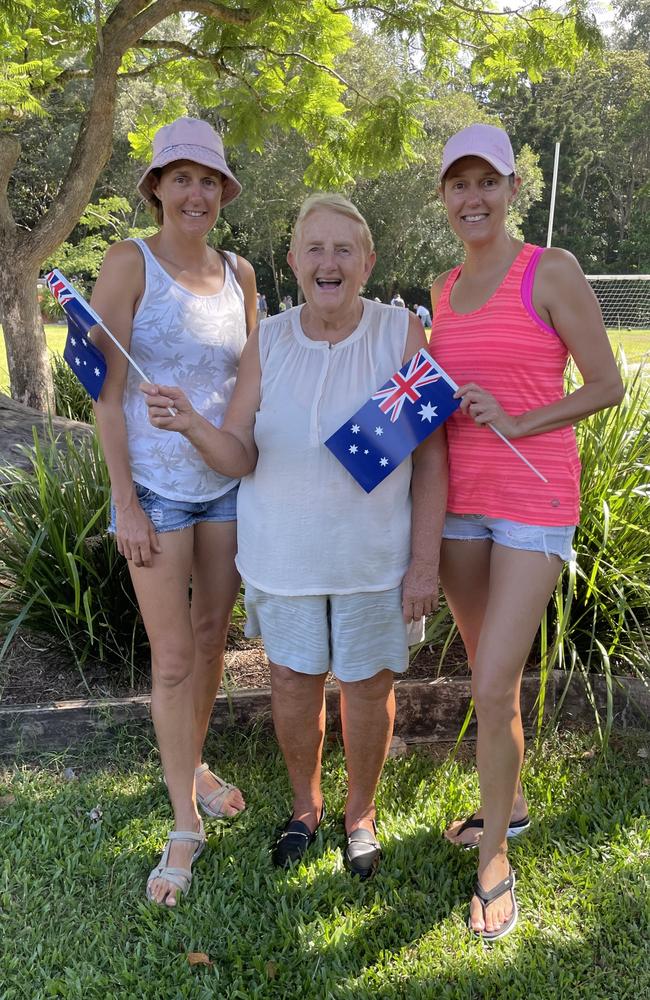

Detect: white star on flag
[349, 444, 358, 454]
[379, 457, 389, 467]
[94, 367, 101, 377]
[351, 424, 360, 434]
[70, 337, 77, 346]
[364, 449, 369, 455]
[418, 402, 438, 422]
[375, 426, 383, 436]
[75, 356, 81, 365]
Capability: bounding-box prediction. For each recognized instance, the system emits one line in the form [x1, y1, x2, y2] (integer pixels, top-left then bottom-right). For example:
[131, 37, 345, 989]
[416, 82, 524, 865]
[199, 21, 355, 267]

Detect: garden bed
[1, 630, 648, 755]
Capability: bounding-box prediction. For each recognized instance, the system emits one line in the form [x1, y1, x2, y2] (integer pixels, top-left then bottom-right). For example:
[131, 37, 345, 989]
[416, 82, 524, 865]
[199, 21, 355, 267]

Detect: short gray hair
[290, 193, 374, 255]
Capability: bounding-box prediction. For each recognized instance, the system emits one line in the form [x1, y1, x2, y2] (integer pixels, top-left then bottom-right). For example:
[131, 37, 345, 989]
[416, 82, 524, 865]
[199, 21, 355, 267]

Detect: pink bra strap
[521, 246, 558, 337]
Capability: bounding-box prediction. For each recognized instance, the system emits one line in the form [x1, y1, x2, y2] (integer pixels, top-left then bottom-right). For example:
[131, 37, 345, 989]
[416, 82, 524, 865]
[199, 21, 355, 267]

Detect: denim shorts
[109, 482, 238, 535]
[442, 513, 576, 561]
[243, 583, 424, 682]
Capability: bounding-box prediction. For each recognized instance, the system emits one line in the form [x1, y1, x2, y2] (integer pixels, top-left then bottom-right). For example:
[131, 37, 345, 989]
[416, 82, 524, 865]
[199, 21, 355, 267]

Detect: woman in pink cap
[91, 117, 257, 906]
[430, 123, 623, 940]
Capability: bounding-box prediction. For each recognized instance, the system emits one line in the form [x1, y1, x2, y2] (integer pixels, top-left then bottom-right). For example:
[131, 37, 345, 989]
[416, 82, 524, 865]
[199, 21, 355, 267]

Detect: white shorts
[244, 583, 425, 682]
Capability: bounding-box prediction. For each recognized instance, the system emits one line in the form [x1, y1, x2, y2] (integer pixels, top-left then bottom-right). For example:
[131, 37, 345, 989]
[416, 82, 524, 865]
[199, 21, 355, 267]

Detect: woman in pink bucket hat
[90, 117, 258, 906]
[430, 123, 623, 940]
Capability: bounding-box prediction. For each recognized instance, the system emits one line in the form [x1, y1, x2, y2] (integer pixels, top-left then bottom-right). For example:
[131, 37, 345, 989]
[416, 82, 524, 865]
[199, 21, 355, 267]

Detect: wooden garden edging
[0, 671, 647, 755]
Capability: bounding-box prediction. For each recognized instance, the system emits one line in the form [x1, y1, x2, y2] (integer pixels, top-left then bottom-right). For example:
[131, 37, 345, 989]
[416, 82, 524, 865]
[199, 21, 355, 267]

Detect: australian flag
[45, 269, 107, 401]
[325, 348, 460, 493]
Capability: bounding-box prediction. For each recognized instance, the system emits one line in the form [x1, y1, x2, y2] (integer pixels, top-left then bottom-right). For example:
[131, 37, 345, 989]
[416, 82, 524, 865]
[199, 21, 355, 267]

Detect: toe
[469, 895, 485, 932]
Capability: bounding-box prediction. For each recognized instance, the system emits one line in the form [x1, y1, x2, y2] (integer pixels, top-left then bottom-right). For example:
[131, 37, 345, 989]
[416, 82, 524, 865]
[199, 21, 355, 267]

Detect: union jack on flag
[45, 269, 107, 401]
[372, 351, 444, 423]
[325, 348, 460, 493]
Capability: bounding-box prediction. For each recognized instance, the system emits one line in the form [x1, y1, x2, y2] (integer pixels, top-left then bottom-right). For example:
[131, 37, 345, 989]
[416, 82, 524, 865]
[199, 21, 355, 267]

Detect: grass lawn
[0, 325, 67, 395]
[1, 728, 648, 999]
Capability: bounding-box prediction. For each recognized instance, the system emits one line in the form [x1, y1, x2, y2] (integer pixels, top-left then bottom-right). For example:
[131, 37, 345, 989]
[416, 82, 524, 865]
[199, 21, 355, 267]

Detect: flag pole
[430, 352, 549, 483]
[49, 269, 174, 416]
[546, 141, 561, 248]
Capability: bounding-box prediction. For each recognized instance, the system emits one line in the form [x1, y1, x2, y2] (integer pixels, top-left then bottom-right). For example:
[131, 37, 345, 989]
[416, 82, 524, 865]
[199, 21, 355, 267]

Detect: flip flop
[450, 812, 531, 848]
[469, 866, 518, 942]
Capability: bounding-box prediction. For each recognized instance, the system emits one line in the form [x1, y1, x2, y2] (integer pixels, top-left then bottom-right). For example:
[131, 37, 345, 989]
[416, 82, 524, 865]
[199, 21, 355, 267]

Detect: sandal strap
[457, 814, 484, 834]
[167, 828, 205, 845]
[475, 868, 515, 905]
[195, 763, 211, 778]
[200, 779, 235, 812]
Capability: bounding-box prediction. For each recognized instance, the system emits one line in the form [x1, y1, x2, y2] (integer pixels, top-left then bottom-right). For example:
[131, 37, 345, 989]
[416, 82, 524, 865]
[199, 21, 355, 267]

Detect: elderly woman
[143, 193, 447, 879]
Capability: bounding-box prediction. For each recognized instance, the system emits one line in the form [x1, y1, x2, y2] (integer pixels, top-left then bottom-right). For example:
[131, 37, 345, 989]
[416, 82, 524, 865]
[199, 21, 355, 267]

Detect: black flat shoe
[344, 822, 381, 880]
[271, 805, 325, 868]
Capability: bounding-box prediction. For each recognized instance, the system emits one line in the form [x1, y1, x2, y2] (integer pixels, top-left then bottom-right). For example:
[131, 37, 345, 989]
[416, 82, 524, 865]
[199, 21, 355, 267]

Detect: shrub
[51, 353, 95, 424]
[538, 361, 650, 737]
[0, 427, 147, 684]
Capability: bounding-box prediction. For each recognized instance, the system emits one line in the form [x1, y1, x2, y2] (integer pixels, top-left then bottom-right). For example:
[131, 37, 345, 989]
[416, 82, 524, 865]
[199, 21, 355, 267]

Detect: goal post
[586, 275, 650, 331]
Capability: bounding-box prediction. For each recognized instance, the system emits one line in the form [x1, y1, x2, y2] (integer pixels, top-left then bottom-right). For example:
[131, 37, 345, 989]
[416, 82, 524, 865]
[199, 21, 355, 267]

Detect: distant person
[257, 292, 268, 322]
[414, 303, 432, 329]
[391, 292, 405, 307]
[431, 122, 623, 940]
[91, 117, 257, 907]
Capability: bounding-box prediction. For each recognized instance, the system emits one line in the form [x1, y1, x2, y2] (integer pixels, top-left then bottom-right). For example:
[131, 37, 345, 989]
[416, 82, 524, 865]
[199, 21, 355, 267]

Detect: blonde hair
[290, 193, 374, 255]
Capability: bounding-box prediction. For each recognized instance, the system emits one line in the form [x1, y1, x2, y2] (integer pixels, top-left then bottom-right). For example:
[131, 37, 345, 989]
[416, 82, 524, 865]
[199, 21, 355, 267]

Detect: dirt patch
[0, 629, 469, 705]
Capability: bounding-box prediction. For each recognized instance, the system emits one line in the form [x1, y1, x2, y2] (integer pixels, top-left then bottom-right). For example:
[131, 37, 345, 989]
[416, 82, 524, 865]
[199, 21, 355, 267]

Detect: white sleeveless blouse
[236, 298, 412, 595]
[122, 239, 246, 501]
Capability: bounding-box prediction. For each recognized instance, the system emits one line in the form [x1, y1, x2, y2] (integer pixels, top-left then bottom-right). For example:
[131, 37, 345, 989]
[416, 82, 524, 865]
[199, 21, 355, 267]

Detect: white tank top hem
[122, 239, 246, 502]
[235, 298, 412, 596]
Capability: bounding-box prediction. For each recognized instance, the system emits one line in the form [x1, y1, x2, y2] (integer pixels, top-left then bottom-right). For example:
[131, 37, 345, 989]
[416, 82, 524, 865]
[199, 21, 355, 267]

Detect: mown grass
[1, 727, 648, 999]
[0, 325, 66, 395]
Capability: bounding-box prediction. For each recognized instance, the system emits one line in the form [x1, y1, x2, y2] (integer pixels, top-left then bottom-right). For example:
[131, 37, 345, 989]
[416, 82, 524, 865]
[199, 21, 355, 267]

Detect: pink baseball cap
[136, 117, 242, 207]
[439, 124, 516, 181]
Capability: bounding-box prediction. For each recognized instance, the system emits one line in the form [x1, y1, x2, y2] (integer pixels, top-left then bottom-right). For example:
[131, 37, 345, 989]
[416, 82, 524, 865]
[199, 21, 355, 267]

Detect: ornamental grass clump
[537, 360, 650, 737]
[0, 427, 146, 685]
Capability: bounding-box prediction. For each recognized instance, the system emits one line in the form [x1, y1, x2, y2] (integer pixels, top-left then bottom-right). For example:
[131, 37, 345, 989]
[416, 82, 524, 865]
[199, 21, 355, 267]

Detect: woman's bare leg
[339, 669, 395, 833]
[190, 519, 244, 815]
[128, 527, 200, 906]
[468, 544, 562, 933]
[440, 538, 527, 847]
[269, 664, 327, 830]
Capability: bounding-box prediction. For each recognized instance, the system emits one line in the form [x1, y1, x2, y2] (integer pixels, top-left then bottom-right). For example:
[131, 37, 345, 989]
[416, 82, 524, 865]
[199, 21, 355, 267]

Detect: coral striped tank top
[431, 243, 581, 526]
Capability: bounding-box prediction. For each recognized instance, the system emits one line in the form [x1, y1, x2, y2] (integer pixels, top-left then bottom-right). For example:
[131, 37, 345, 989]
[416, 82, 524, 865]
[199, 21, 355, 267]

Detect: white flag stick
[50, 269, 174, 416]
[486, 422, 548, 483]
[421, 349, 548, 483]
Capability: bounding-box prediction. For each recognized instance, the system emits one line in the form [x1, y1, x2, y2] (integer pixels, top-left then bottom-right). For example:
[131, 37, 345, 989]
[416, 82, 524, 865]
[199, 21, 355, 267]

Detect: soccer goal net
[586, 275, 650, 330]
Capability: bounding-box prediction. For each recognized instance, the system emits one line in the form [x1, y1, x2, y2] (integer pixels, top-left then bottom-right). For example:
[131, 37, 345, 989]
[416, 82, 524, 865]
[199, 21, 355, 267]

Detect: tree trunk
[0, 255, 53, 411]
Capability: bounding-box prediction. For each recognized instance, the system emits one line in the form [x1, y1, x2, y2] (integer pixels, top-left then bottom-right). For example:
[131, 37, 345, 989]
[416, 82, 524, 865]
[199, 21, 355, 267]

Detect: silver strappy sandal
[146, 825, 205, 904]
[195, 763, 244, 819]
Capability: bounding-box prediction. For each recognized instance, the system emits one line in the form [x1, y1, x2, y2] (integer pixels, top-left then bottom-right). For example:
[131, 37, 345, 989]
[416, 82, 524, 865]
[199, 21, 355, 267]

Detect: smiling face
[440, 156, 520, 246]
[151, 160, 224, 234]
[287, 208, 376, 319]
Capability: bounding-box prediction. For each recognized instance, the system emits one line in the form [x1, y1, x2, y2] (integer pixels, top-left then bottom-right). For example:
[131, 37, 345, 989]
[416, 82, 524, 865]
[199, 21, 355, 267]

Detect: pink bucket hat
[439, 124, 516, 181]
[136, 117, 242, 207]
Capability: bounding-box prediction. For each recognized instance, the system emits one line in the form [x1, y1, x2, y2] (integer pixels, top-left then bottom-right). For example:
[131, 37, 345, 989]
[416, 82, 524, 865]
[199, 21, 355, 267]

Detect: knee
[151, 645, 193, 690]
[339, 669, 394, 705]
[471, 674, 519, 727]
[192, 613, 229, 661]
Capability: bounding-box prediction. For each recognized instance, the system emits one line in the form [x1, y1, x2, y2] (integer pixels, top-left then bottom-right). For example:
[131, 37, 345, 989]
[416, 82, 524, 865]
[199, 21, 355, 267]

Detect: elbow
[607, 374, 626, 408]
